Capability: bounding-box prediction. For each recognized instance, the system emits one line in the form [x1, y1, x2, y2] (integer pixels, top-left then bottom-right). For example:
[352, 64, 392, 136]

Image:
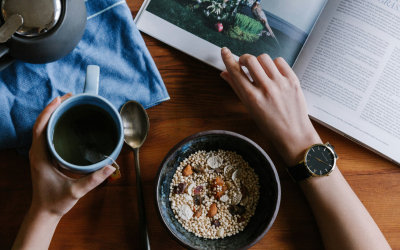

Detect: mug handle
[84, 65, 100, 95]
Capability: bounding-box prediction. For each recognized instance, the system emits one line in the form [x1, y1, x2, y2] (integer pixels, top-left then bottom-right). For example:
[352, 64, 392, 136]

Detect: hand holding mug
[29, 93, 116, 218]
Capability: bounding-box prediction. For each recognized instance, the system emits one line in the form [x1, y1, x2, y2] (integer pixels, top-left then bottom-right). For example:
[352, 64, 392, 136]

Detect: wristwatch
[286, 143, 338, 182]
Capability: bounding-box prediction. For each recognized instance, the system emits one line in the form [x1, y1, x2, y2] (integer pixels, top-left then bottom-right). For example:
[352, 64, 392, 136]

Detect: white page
[293, 0, 400, 164]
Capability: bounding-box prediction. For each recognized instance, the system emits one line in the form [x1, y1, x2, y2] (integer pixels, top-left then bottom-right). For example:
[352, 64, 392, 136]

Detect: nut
[183, 164, 193, 176]
[207, 155, 223, 169]
[194, 208, 202, 218]
[207, 203, 218, 217]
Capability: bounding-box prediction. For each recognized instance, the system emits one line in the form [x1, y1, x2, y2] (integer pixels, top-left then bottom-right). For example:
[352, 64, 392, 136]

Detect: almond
[207, 203, 218, 217]
[182, 164, 193, 176]
[194, 208, 202, 218]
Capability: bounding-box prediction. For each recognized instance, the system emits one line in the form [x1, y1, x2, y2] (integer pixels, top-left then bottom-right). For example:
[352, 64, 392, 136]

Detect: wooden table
[1, 1, 400, 249]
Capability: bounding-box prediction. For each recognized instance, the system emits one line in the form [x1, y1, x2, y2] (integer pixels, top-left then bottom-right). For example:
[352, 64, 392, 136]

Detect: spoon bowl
[120, 100, 149, 149]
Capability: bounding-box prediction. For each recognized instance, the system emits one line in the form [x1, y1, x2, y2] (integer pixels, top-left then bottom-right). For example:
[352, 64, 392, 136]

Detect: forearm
[12, 207, 61, 250]
[299, 168, 391, 250]
[282, 131, 390, 249]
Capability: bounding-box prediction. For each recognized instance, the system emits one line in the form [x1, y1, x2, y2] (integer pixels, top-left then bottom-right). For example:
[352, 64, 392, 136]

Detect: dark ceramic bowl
[155, 130, 281, 250]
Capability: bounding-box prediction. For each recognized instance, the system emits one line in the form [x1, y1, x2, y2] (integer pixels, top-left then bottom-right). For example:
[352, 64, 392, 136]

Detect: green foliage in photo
[225, 14, 264, 42]
[225, 26, 259, 42]
[235, 13, 264, 35]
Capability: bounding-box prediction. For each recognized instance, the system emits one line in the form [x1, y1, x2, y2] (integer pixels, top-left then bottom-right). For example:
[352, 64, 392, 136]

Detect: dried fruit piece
[177, 205, 193, 221]
[225, 181, 233, 189]
[236, 205, 246, 215]
[194, 208, 202, 218]
[207, 155, 223, 169]
[231, 192, 242, 205]
[187, 183, 195, 196]
[229, 205, 246, 216]
[193, 164, 205, 174]
[183, 164, 193, 176]
[211, 219, 220, 228]
[194, 186, 203, 194]
[210, 176, 224, 192]
[241, 186, 248, 198]
[207, 203, 218, 217]
[224, 165, 233, 176]
[215, 191, 224, 200]
[214, 176, 224, 186]
[175, 182, 187, 194]
[229, 206, 236, 215]
[194, 194, 203, 205]
[232, 169, 242, 181]
[237, 216, 246, 223]
[214, 185, 228, 200]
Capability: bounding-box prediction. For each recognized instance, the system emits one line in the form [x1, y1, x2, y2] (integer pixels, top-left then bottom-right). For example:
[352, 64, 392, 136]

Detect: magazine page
[136, 0, 326, 70]
[293, 0, 400, 164]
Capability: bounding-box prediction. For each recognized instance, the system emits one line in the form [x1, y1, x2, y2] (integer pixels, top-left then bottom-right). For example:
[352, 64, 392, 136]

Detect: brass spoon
[120, 100, 150, 250]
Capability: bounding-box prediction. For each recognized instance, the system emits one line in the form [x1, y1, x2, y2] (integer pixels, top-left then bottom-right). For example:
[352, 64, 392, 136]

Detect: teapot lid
[1, 0, 62, 37]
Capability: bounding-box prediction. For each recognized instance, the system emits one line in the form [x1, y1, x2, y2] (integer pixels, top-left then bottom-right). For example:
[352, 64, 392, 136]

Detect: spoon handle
[133, 148, 151, 250]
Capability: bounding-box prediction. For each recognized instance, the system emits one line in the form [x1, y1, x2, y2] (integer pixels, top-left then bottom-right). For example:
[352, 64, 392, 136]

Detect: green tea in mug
[52, 104, 119, 166]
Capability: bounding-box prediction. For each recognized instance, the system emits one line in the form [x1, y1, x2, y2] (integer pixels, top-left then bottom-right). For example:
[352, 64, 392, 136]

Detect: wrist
[276, 128, 322, 166]
[12, 203, 61, 250]
[28, 205, 62, 223]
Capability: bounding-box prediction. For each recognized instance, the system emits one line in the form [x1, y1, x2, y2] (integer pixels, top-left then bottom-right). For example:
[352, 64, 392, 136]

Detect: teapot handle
[0, 45, 9, 57]
[0, 44, 15, 71]
[84, 65, 100, 95]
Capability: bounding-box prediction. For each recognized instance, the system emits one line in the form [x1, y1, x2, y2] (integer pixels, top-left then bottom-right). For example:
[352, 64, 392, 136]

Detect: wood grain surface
[1, 1, 399, 249]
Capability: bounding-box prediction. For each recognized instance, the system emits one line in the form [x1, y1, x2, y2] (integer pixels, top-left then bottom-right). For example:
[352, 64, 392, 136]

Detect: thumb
[73, 165, 115, 198]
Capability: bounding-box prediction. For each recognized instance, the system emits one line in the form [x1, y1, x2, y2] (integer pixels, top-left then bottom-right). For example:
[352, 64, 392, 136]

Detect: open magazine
[135, 0, 400, 165]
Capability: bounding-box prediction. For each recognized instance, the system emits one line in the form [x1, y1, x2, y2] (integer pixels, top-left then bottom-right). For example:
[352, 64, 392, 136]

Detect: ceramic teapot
[0, 0, 87, 71]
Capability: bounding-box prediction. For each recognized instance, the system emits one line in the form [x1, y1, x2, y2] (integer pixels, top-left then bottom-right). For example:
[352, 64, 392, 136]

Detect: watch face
[305, 145, 335, 176]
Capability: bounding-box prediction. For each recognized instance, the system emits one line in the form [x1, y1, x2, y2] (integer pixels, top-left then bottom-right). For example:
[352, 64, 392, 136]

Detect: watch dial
[305, 145, 335, 176]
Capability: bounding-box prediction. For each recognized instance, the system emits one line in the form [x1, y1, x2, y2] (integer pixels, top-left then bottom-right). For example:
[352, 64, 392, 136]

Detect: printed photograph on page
[145, 0, 326, 65]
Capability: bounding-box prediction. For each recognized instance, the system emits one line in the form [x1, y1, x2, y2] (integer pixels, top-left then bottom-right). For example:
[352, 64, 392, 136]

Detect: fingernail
[103, 166, 116, 176]
[221, 47, 230, 55]
[61, 93, 72, 98]
[51, 96, 60, 104]
[220, 72, 227, 81]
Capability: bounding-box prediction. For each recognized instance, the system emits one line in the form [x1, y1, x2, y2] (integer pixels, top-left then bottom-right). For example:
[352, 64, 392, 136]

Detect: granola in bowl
[169, 149, 260, 239]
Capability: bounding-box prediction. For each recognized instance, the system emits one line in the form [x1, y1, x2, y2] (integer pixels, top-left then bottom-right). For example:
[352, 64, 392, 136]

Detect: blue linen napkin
[0, 0, 169, 152]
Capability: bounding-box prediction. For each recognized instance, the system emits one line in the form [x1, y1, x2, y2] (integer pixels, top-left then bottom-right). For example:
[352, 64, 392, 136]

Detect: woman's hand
[220, 48, 321, 166]
[13, 94, 116, 250]
[29, 93, 116, 217]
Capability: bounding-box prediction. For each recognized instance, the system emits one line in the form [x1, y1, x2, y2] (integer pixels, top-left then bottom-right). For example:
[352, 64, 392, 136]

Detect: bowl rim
[154, 130, 281, 250]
